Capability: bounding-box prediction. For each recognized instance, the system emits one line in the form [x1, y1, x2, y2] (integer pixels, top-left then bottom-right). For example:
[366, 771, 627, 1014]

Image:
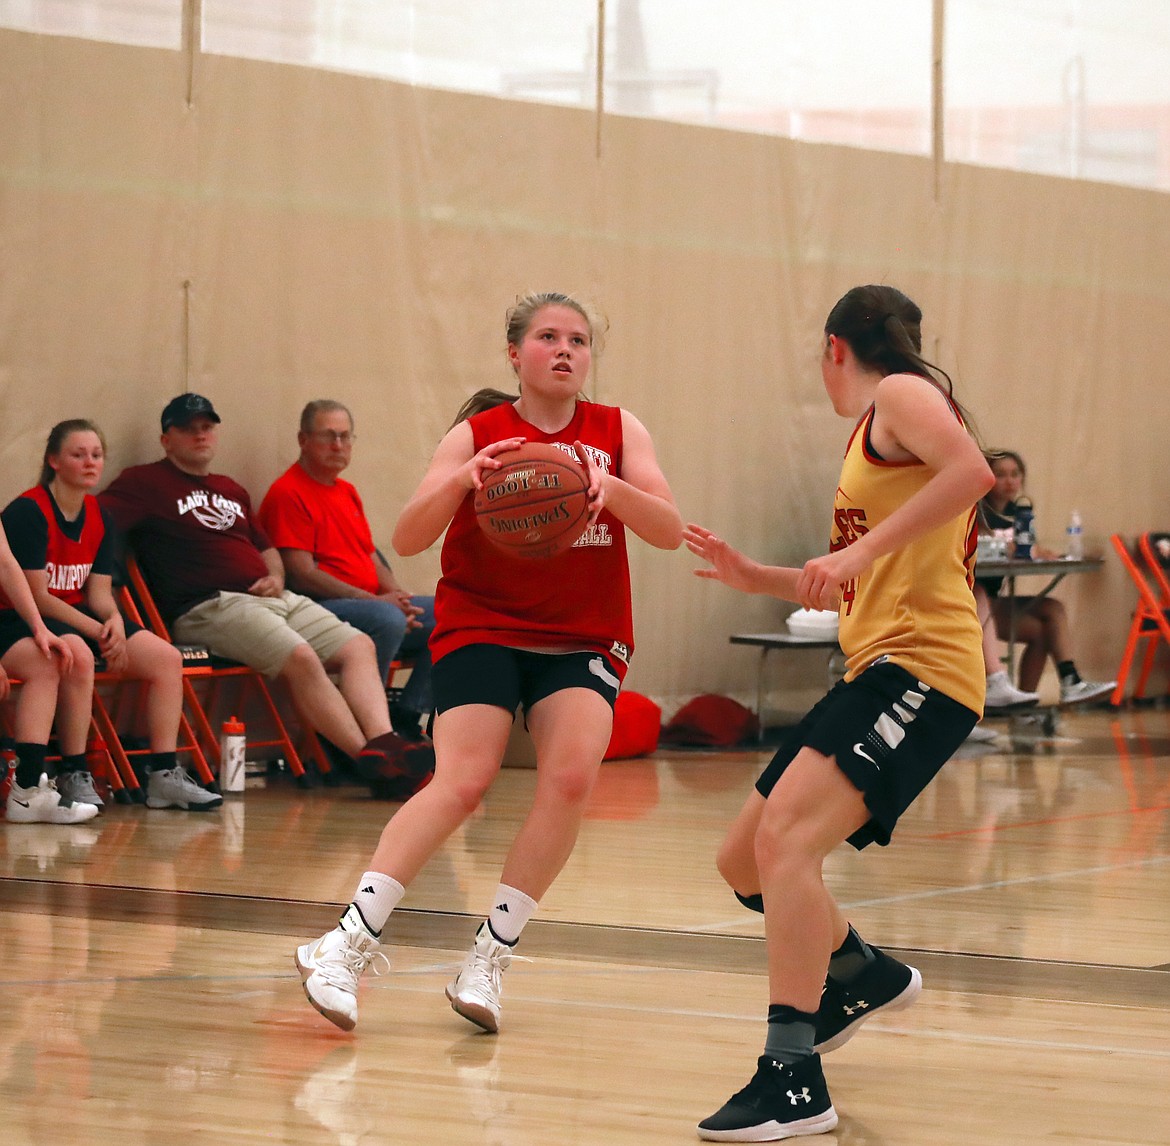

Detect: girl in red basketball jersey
[296, 291, 682, 1033]
[686, 285, 994, 1141]
[1, 420, 220, 816]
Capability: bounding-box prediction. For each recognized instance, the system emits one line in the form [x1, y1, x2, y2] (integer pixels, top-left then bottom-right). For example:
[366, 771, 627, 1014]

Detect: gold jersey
[831, 404, 984, 715]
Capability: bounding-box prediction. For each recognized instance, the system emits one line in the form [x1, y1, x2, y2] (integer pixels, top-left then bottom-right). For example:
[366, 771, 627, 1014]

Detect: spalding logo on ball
[474, 442, 591, 558]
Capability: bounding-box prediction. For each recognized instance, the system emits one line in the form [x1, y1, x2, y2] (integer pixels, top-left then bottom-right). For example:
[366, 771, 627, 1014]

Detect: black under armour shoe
[698, 1054, 837, 1141]
[814, 946, 922, 1054]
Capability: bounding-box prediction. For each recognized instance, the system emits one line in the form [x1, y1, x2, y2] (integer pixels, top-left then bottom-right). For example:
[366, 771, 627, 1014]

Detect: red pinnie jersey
[430, 400, 634, 680]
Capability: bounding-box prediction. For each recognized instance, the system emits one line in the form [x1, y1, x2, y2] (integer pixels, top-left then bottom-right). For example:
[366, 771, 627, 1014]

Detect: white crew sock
[487, 883, 538, 945]
[350, 871, 405, 935]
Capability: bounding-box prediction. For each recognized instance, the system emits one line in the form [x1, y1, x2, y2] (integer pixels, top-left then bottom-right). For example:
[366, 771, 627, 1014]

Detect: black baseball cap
[161, 393, 222, 432]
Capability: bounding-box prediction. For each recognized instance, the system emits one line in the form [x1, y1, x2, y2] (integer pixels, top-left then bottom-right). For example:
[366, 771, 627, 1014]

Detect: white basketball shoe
[295, 904, 388, 1031]
[445, 922, 515, 1033]
[6, 774, 100, 825]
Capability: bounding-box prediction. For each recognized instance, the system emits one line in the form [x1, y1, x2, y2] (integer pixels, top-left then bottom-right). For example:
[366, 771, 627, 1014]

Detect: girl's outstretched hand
[684, 523, 759, 593]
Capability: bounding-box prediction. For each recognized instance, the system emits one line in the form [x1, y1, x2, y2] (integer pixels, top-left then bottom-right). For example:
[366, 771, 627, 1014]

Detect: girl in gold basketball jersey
[685, 284, 994, 1141]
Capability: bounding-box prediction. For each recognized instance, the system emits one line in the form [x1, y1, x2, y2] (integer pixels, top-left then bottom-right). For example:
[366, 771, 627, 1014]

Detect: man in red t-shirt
[258, 401, 434, 739]
[99, 394, 420, 774]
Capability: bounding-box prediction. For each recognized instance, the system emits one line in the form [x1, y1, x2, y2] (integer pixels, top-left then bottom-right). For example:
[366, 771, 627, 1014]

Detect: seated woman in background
[975, 578, 1040, 713]
[979, 449, 1114, 705]
[0, 419, 222, 813]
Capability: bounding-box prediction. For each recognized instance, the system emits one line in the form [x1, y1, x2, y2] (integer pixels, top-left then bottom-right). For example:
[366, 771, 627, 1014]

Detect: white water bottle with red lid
[220, 715, 246, 793]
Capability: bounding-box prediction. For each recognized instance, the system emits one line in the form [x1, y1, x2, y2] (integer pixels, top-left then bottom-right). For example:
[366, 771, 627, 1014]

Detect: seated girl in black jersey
[0, 420, 221, 814]
[978, 449, 1114, 706]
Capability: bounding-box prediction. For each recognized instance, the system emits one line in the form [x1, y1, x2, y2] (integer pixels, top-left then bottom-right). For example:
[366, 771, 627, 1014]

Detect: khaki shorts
[172, 590, 361, 678]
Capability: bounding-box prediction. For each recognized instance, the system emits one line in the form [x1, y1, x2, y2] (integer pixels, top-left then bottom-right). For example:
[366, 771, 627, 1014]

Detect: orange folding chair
[1108, 533, 1170, 705]
[385, 657, 411, 701]
[90, 577, 215, 792]
[123, 554, 309, 780]
[1138, 531, 1170, 603]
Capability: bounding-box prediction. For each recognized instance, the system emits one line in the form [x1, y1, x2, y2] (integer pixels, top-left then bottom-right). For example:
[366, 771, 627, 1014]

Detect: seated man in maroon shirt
[99, 394, 419, 778]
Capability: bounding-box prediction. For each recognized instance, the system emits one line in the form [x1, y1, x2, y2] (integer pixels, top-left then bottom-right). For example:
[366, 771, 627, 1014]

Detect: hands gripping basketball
[468, 438, 603, 518]
[472, 440, 595, 558]
[466, 437, 529, 492]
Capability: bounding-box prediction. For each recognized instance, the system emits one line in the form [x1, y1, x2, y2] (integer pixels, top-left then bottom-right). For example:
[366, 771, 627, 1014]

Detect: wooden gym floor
[2, 704, 1168, 1144]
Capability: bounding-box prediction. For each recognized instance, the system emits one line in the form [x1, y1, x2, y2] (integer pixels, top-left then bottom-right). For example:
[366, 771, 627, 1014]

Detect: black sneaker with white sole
[814, 946, 921, 1054]
[698, 1054, 838, 1141]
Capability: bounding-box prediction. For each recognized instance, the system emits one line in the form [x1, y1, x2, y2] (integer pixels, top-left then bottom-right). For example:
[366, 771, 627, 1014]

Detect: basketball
[473, 442, 591, 558]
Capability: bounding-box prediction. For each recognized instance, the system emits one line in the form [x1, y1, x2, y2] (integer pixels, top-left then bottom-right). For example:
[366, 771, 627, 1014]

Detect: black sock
[147, 751, 178, 774]
[14, 743, 48, 789]
[1057, 660, 1080, 685]
[764, 1004, 817, 1064]
[827, 924, 876, 985]
[388, 704, 426, 741]
[58, 753, 88, 775]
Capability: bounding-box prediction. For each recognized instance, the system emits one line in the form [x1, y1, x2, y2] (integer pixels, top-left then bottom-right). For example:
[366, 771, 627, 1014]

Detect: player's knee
[753, 807, 804, 875]
[541, 762, 598, 808]
[1039, 597, 1065, 621]
[279, 642, 323, 681]
[159, 639, 184, 673]
[66, 637, 95, 679]
[139, 633, 183, 677]
[337, 630, 378, 666]
[441, 772, 495, 818]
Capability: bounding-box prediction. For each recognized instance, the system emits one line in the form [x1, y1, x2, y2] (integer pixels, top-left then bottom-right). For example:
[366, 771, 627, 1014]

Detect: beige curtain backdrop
[3, 29, 1168, 715]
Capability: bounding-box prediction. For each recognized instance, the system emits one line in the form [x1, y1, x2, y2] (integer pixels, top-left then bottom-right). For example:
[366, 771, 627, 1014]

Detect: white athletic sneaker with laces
[147, 766, 223, 811]
[1059, 678, 1116, 705]
[984, 671, 1041, 710]
[296, 904, 388, 1031]
[5, 774, 100, 825]
[55, 769, 105, 810]
[445, 922, 514, 1033]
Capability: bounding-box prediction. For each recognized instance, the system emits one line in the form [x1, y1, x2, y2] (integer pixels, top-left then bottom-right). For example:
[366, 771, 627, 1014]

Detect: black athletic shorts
[0, 607, 143, 660]
[432, 644, 621, 717]
[755, 657, 977, 850]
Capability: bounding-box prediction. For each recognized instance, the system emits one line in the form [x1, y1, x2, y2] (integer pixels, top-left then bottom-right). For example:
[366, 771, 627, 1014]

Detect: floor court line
[908, 800, 1170, 841]
[353, 982, 1170, 1061]
[688, 850, 1170, 929]
[839, 851, 1170, 910]
[10, 956, 1162, 1064]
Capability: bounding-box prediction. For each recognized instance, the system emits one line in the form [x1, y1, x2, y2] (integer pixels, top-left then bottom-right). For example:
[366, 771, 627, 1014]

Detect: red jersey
[0, 486, 106, 608]
[258, 463, 380, 595]
[99, 459, 271, 624]
[431, 400, 634, 679]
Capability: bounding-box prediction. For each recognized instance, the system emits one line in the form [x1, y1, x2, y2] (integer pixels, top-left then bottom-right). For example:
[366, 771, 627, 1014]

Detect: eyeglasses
[309, 431, 356, 445]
